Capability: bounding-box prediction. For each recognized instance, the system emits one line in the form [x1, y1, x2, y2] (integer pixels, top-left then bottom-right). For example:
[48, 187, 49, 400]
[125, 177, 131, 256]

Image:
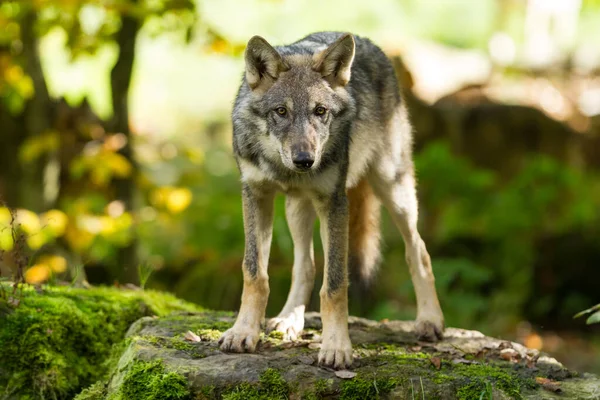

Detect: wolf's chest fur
[237, 124, 378, 196]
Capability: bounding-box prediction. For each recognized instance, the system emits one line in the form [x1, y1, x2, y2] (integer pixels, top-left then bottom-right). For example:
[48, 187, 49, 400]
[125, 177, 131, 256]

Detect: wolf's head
[241, 33, 356, 173]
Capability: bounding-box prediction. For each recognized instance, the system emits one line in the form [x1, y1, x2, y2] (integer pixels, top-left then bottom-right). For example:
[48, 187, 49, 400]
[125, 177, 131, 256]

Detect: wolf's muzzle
[292, 152, 314, 170]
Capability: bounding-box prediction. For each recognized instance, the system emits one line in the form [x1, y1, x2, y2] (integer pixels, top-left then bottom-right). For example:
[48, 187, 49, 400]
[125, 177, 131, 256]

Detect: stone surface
[85, 311, 600, 400]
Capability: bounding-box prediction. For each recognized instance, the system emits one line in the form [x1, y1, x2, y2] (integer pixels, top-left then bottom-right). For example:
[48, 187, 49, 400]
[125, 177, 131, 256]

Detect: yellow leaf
[16, 76, 34, 99]
[39, 255, 67, 273]
[27, 234, 46, 250]
[16, 209, 41, 234]
[25, 264, 51, 284]
[0, 230, 13, 251]
[166, 188, 192, 214]
[91, 166, 112, 186]
[210, 39, 229, 54]
[19, 132, 60, 163]
[0, 207, 12, 226]
[106, 152, 132, 177]
[65, 225, 94, 251]
[150, 187, 168, 207]
[5, 65, 23, 84]
[185, 148, 204, 165]
[41, 209, 68, 236]
[99, 216, 117, 236]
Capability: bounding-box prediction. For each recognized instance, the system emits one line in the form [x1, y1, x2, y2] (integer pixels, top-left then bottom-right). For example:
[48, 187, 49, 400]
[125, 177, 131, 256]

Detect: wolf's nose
[292, 152, 314, 170]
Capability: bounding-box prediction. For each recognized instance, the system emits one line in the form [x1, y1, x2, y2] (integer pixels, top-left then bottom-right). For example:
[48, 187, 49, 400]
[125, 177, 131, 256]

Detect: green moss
[140, 334, 211, 359]
[432, 373, 455, 384]
[302, 378, 332, 400]
[450, 363, 535, 399]
[339, 374, 399, 400]
[118, 359, 189, 400]
[196, 385, 216, 399]
[0, 285, 201, 400]
[348, 347, 543, 399]
[268, 330, 284, 340]
[73, 381, 107, 400]
[222, 368, 289, 400]
[146, 313, 233, 333]
[457, 380, 493, 400]
[259, 368, 289, 398]
[197, 329, 223, 341]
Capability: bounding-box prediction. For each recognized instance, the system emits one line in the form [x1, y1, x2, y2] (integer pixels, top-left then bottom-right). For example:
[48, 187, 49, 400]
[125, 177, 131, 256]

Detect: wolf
[218, 32, 444, 369]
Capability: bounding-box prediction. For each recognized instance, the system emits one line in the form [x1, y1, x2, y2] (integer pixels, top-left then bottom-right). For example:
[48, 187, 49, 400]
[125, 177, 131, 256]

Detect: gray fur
[223, 32, 444, 369]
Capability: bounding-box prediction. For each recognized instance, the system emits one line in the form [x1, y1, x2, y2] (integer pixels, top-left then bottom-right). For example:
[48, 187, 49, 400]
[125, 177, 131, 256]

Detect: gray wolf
[218, 32, 444, 369]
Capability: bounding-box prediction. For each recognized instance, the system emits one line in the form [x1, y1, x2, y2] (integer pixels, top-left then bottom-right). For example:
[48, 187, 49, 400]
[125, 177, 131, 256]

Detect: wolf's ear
[313, 33, 355, 87]
[245, 36, 289, 90]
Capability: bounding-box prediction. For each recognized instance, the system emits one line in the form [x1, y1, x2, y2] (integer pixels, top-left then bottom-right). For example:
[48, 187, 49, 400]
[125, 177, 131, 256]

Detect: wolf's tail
[347, 177, 381, 285]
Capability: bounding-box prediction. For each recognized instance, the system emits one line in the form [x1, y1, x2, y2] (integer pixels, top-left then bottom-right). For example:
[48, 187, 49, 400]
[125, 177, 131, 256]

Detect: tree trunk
[20, 10, 54, 212]
[0, 10, 52, 211]
[106, 10, 141, 285]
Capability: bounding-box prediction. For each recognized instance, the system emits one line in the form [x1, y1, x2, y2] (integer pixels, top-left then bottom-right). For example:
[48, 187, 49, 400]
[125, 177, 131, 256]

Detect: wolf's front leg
[267, 195, 316, 340]
[219, 185, 275, 353]
[315, 192, 353, 369]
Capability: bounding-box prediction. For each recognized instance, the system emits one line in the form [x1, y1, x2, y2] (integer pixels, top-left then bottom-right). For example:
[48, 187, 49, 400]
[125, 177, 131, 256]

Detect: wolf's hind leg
[219, 185, 275, 353]
[370, 168, 444, 341]
[267, 195, 316, 340]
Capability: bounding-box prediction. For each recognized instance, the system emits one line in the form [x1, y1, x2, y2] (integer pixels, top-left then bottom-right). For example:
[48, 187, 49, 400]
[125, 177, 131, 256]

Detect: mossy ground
[0, 285, 201, 400]
[345, 342, 539, 399]
[2, 288, 593, 400]
[221, 368, 290, 400]
[111, 313, 577, 400]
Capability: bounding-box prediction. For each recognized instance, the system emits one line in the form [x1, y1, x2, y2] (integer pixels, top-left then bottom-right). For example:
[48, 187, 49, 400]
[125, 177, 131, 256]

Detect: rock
[80, 311, 600, 400]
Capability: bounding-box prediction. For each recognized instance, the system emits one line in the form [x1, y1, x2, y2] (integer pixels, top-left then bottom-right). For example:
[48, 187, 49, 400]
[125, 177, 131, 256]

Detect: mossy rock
[0, 285, 201, 400]
[84, 311, 600, 400]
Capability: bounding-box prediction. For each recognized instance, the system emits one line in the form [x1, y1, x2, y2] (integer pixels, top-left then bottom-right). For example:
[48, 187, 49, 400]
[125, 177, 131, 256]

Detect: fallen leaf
[335, 370, 357, 379]
[430, 357, 442, 370]
[535, 377, 561, 393]
[308, 343, 321, 350]
[500, 348, 520, 363]
[183, 330, 200, 342]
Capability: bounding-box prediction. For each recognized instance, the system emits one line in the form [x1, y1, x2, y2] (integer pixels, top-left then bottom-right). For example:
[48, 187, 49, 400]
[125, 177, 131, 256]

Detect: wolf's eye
[275, 107, 287, 116]
[314, 106, 327, 116]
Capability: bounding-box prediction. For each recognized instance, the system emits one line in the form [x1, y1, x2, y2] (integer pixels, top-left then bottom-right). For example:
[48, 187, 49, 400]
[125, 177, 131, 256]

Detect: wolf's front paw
[218, 326, 260, 353]
[266, 307, 305, 341]
[415, 315, 444, 342]
[318, 334, 353, 370]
